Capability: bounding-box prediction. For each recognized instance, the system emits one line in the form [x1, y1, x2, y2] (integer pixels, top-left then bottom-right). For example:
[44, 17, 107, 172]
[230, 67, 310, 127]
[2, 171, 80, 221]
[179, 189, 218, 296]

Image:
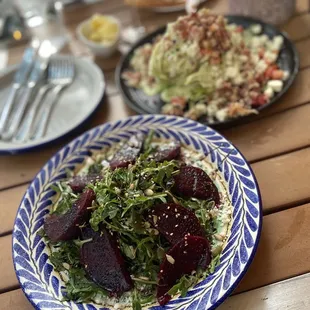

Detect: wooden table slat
[282, 14, 310, 42]
[235, 202, 310, 293]
[296, 37, 310, 69]
[219, 272, 310, 310]
[252, 147, 310, 213]
[0, 235, 18, 292]
[296, 0, 310, 14]
[0, 184, 28, 236]
[0, 289, 32, 310]
[223, 102, 310, 162]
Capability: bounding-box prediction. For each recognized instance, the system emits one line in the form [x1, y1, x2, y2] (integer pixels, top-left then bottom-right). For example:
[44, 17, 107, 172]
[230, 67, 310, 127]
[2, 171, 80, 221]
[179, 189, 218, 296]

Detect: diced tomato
[235, 26, 244, 33]
[264, 65, 277, 78]
[271, 70, 284, 80]
[252, 94, 267, 107]
[266, 68, 274, 77]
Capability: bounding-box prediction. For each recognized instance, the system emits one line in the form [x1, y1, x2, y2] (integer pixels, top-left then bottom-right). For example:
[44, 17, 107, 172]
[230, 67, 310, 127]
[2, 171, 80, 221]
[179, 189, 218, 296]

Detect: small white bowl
[76, 15, 120, 58]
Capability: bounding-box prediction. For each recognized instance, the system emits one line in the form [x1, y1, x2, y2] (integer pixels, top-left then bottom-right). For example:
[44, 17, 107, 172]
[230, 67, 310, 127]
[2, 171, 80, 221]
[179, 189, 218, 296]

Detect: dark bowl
[116, 15, 299, 129]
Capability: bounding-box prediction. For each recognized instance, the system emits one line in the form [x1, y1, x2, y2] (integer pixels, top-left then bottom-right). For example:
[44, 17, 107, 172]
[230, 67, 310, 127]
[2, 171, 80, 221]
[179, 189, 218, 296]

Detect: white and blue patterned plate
[12, 115, 262, 310]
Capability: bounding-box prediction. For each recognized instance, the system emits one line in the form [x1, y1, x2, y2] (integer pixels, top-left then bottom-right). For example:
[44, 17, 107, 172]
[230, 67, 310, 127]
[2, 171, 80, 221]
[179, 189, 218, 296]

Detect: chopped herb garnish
[88, 162, 103, 175]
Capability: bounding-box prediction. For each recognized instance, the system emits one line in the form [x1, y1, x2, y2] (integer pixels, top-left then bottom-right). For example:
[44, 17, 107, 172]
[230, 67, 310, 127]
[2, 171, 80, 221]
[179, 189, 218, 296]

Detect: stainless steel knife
[2, 41, 52, 140]
[0, 47, 35, 135]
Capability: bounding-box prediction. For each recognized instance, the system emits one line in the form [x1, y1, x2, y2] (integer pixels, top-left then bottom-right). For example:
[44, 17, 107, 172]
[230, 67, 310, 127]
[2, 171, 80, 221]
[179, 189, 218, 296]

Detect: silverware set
[0, 40, 75, 142]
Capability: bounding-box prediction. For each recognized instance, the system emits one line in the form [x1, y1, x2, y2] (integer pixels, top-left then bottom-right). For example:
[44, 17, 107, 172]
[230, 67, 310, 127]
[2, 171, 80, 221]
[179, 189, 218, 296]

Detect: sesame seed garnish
[175, 224, 179, 227]
[166, 254, 175, 265]
[170, 233, 174, 236]
[167, 206, 170, 210]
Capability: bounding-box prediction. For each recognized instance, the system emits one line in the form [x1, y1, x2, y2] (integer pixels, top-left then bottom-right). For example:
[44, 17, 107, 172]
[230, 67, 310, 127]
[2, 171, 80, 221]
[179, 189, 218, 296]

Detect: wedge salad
[42, 132, 232, 309]
[122, 9, 289, 123]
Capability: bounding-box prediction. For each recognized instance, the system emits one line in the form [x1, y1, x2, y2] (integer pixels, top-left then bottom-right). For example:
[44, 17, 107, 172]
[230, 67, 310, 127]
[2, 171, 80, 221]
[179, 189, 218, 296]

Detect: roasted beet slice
[157, 235, 211, 305]
[110, 133, 145, 170]
[172, 166, 220, 204]
[68, 174, 102, 193]
[152, 141, 181, 162]
[146, 203, 204, 244]
[44, 189, 96, 242]
[80, 226, 133, 295]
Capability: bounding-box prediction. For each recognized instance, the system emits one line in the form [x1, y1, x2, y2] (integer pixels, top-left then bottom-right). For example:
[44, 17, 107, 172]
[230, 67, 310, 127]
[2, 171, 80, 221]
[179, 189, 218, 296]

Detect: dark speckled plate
[116, 15, 299, 129]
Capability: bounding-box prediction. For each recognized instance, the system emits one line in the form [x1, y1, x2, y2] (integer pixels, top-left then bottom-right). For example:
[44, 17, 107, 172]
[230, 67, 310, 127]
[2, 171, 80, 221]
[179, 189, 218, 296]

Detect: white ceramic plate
[0, 55, 105, 154]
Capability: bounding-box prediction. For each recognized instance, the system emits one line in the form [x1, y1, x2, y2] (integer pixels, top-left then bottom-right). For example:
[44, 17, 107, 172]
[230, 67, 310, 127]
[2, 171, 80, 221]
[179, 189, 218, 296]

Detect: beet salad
[42, 131, 232, 309]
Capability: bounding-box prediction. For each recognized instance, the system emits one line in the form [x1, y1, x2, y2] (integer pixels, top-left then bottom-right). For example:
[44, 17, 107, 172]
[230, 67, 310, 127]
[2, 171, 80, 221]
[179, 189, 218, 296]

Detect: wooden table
[1, 0, 310, 309]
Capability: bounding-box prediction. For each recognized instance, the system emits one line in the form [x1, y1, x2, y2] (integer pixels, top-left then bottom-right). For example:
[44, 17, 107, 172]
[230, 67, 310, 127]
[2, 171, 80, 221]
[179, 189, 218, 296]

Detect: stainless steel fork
[30, 58, 75, 140]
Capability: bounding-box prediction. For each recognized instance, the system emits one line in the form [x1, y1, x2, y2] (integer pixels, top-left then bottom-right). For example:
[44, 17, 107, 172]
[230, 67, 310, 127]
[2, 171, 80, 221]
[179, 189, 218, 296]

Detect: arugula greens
[86, 156, 182, 306]
[45, 134, 223, 308]
[50, 182, 78, 215]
